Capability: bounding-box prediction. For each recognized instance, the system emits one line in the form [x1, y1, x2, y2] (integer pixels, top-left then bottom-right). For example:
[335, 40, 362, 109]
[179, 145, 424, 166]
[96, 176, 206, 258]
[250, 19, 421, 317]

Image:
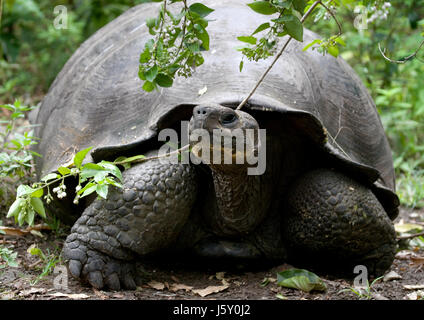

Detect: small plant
[27, 244, 61, 285]
[7, 146, 125, 227]
[0, 221, 19, 268]
[339, 276, 384, 300]
[0, 100, 39, 208]
[0, 247, 18, 269]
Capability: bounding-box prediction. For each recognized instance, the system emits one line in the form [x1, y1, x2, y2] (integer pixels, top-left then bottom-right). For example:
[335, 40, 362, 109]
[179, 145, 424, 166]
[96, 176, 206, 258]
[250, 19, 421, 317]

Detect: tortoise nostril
[193, 105, 211, 118]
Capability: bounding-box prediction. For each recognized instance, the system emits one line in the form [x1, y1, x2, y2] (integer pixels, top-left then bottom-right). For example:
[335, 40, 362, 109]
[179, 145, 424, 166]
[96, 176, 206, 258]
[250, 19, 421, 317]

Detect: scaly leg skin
[282, 169, 397, 277]
[62, 156, 197, 290]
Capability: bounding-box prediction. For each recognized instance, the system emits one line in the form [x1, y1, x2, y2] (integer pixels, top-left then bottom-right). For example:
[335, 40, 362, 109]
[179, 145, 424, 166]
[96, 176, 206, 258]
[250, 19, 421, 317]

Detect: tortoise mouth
[188, 104, 260, 168]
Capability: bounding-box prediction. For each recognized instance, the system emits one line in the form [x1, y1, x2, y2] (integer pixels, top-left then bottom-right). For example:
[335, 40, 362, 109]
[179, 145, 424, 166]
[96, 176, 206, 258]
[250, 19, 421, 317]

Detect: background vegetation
[0, 0, 423, 212]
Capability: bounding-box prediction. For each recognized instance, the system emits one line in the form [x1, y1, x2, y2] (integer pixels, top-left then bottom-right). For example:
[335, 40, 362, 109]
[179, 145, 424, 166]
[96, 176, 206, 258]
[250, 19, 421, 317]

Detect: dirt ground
[1, 207, 423, 301]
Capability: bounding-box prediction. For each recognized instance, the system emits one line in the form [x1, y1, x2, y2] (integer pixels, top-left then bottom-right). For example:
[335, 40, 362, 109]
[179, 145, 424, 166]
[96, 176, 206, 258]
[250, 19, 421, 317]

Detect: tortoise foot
[63, 236, 140, 290]
[282, 168, 396, 277]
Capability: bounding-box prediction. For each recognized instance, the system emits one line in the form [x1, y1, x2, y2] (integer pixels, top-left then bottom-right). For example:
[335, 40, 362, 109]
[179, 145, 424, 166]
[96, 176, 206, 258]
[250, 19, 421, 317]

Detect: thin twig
[378, 39, 424, 64]
[319, 1, 342, 38]
[153, 0, 167, 60]
[173, 0, 187, 61]
[113, 144, 190, 166]
[397, 231, 424, 240]
[236, 1, 322, 110]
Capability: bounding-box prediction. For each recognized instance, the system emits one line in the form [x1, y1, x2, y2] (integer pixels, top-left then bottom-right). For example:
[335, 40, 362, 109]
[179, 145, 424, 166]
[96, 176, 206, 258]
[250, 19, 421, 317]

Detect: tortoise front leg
[62, 156, 197, 290]
[282, 168, 397, 276]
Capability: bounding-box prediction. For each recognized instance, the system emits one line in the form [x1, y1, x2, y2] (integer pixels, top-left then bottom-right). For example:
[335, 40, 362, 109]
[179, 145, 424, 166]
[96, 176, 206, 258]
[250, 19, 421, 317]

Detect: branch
[236, 1, 322, 110]
[319, 1, 342, 38]
[378, 39, 424, 64]
[113, 144, 190, 166]
[397, 231, 424, 240]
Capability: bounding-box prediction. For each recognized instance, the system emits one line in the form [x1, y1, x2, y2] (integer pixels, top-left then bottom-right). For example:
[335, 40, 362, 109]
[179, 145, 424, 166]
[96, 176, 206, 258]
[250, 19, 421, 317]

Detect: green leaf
[58, 166, 71, 176]
[146, 17, 156, 28]
[7, 198, 24, 218]
[292, 0, 307, 14]
[41, 173, 60, 182]
[31, 188, 43, 198]
[98, 161, 123, 182]
[96, 184, 108, 199]
[114, 155, 146, 165]
[79, 184, 97, 198]
[139, 47, 151, 64]
[17, 209, 25, 226]
[283, 14, 303, 42]
[247, 1, 278, 15]
[145, 65, 158, 82]
[105, 178, 123, 189]
[277, 269, 327, 292]
[328, 45, 339, 57]
[74, 147, 93, 169]
[195, 24, 210, 50]
[335, 37, 346, 46]
[237, 36, 257, 45]
[17, 185, 35, 197]
[189, 3, 214, 18]
[27, 246, 44, 258]
[252, 22, 270, 35]
[142, 81, 156, 92]
[80, 163, 107, 180]
[239, 60, 244, 72]
[26, 209, 35, 226]
[155, 73, 174, 87]
[30, 197, 46, 218]
[303, 39, 321, 51]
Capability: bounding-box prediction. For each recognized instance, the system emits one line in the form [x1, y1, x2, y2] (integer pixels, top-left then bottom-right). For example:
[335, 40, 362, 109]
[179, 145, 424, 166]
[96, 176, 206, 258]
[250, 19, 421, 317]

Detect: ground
[0, 207, 423, 301]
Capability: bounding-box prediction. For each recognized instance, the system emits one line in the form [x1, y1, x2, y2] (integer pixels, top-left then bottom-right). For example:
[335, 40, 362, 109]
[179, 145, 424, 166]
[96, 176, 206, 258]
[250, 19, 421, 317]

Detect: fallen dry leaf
[383, 271, 402, 282]
[192, 285, 229, 297]
[395, 250, 417, 260]
[169, 283, 194, 292]
[371, 293, 389, 300]
[170, 275, 180, 283]
[406, 290, 424, 300]
[93, 288, 108, 299]
[147, 280, 165, 290]
[0, 224, 51, 236]
[410, 256, 424, 267]
[49, 292, 90, 299]
[19, 288, 47, 296]
[403, 284, 424, 290]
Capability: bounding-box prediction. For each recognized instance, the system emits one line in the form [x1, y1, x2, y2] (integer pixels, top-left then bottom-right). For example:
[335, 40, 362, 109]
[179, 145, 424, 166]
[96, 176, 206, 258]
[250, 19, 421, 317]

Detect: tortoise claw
[63, 237, 138, 291]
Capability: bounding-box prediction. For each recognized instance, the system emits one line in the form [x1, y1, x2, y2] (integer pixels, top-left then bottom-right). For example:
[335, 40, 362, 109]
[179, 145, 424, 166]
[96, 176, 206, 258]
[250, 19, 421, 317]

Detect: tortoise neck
[209, 167, 271, 236]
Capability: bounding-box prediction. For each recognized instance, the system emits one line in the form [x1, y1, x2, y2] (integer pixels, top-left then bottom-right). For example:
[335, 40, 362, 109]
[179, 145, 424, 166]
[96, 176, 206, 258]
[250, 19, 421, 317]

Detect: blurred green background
[0, 0, 423, 207]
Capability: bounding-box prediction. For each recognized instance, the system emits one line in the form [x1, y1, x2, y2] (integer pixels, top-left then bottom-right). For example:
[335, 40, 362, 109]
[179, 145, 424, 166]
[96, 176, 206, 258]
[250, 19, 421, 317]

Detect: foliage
[7, 147, 124, 227]
[307, 0, 424, 207]
[2, 0, 424, 228]
[0, 0, 147, 103]
[0, 220, 18, 268]
[276, 268, 327, 292]
[0, 246, 18, 268]
[27, 244, 61, 284]
[138, 0, 214, 91]
[0, 100, 38, 208]
[339, 276, 383, 300]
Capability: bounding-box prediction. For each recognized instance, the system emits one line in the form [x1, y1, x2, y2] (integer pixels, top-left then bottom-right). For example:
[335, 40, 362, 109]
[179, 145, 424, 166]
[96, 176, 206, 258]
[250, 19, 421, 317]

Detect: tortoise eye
[221, 113, 237, 124]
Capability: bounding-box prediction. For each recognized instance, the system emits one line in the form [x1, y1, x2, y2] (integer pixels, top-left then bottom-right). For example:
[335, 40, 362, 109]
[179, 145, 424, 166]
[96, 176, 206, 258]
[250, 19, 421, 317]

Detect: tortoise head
[188, 104, 260, 173]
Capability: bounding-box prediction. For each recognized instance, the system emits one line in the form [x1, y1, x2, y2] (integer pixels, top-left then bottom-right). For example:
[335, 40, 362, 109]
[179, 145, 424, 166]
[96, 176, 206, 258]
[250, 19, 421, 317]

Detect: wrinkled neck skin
[204, 140, 281, 237]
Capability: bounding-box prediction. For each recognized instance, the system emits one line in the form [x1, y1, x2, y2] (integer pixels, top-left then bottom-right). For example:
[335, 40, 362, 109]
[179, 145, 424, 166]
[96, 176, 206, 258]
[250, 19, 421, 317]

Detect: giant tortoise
[33, 0, 399, 290]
